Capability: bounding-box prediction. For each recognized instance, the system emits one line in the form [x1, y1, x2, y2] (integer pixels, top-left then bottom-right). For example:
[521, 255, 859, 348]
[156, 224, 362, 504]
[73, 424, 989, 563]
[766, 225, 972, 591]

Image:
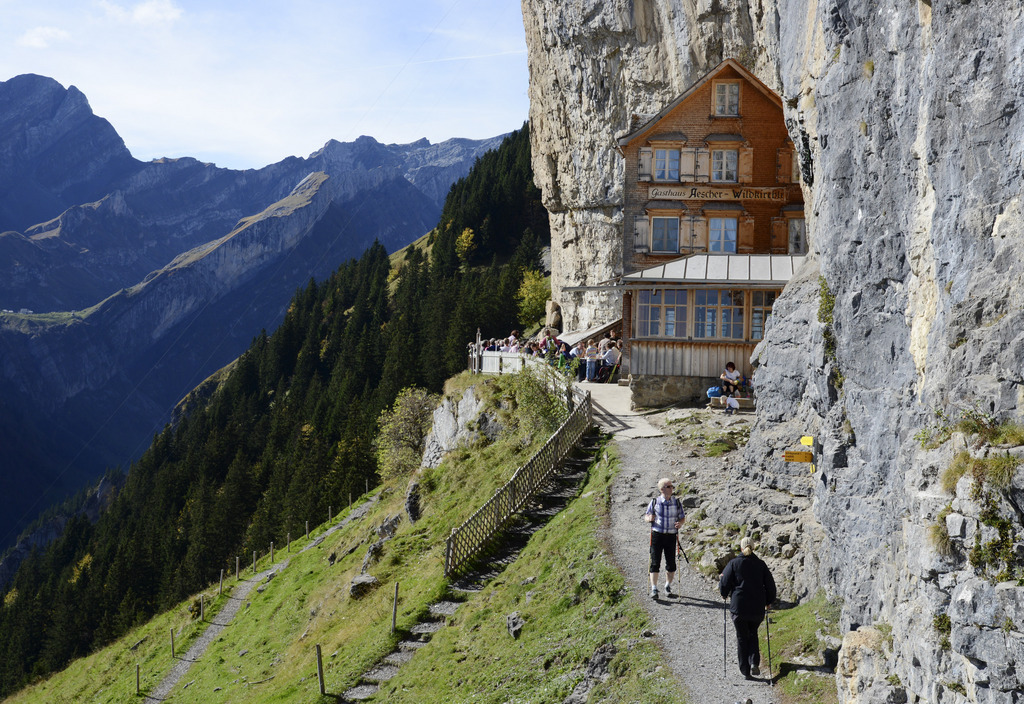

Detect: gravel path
[147, 496, 379, 701]
[604, 416, 780, 704]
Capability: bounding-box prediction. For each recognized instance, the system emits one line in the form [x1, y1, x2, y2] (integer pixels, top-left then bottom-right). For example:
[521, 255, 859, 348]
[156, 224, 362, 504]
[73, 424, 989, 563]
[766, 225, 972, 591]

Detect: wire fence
[443, 376, 592, 577]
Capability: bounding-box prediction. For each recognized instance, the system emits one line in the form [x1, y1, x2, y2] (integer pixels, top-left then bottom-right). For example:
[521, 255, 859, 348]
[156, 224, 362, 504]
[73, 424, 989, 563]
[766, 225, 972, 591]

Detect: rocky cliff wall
[522, 0, 1024, 701]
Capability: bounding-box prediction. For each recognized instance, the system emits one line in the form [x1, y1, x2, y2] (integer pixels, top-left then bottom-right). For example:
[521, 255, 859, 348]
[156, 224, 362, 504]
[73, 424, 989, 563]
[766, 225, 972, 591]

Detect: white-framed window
[708, 217, 738, 253]
[711, 149, 738, 182]
[651, 217, 679, 253]
[750, 291, 778, 340]
[636, 290, 688, 338]
[788, 218, 807, 255]
[654, 148, 680, 181]
[714, 82, 740, 116]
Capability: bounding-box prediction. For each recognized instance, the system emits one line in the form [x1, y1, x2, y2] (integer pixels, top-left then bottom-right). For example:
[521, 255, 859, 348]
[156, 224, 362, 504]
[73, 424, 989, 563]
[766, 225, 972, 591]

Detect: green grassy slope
[7, 384, 684, 704]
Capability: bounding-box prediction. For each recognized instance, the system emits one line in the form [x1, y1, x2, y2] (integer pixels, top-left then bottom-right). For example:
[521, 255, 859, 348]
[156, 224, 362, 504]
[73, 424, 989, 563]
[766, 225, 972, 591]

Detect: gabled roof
[622, 253, 804, 286]
[617, 59, 783, 147]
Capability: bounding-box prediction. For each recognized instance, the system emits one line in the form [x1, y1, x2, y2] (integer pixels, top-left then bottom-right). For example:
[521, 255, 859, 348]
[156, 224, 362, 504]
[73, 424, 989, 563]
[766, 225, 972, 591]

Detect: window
[694, 290, 744, 339]
[654, 148, 680, 181]
[636, 290, 688, 338]
[788, 218, 807, 255]
[714, 82, 740, 116]
[651, 217, 679, 252]
[711, 149, 738, 182]
[708, 217, 738, 253]
[750, 291, 778, 340]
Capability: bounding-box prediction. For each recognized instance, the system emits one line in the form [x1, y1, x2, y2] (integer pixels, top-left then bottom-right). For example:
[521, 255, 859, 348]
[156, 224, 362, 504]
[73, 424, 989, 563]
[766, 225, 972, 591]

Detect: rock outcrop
[522, 0, 1024, 700]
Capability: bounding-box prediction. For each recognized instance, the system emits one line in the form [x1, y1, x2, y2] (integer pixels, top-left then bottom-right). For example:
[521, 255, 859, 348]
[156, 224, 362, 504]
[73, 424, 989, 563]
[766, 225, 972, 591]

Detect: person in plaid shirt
[644, 477, 685, 599]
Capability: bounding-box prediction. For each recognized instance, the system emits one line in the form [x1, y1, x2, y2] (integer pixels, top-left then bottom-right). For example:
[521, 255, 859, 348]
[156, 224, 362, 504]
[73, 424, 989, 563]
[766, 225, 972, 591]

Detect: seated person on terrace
[720, 362, 744, 396]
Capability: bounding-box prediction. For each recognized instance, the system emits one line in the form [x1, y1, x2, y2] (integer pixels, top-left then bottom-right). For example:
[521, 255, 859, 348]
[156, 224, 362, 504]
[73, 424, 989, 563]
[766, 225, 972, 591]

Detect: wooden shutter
[776, 148, 793, 184]
[638, 147, 652, 181]
[692, 218, 708, 251]
[737, 216, 756, 253]
[738, 147, 754, 183]
[679, 148, 697, 182]
[633, 215, 650, 251]
[694, 149, 710, 183]
[789, 218, 807, 254]
[770, 217, 788, 253]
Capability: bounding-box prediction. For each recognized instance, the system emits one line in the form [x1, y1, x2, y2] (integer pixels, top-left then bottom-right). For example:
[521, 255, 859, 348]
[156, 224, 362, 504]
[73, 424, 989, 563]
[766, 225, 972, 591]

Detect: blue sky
[0, 0, 529, 169]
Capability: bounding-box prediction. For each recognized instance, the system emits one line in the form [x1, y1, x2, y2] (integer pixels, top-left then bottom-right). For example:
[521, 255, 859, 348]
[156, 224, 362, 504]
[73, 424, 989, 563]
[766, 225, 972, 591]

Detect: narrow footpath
[587, 382, 778, 704]
[147, 496, 379, 701]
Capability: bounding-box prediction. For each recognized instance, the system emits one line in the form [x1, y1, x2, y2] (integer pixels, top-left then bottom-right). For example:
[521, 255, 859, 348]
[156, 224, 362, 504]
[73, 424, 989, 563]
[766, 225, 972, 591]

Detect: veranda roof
[622, 254, 805, 286]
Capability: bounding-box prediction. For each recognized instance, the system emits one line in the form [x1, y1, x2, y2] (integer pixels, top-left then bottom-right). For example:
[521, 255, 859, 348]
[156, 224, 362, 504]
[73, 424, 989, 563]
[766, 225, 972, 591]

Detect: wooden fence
[443, 378, 593, 577]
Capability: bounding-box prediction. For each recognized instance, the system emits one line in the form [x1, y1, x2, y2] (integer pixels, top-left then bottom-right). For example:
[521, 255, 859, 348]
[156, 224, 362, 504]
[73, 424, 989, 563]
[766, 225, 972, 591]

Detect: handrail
[444, 374, 592, 577]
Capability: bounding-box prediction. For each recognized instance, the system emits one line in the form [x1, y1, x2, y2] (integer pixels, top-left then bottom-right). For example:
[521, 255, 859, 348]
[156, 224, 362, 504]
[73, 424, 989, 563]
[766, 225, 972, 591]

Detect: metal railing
[443, 378, 592, 577]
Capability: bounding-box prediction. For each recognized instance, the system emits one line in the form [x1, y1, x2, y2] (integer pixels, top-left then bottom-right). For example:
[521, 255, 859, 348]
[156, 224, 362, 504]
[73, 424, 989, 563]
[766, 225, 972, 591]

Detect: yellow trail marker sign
[784, 450, 814, 463]
[800, 436, 814, 446]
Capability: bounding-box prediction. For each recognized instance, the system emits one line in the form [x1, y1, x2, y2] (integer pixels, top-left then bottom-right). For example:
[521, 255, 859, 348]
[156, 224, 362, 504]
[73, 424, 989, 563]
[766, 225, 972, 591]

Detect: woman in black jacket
[719, 536, 777, 680]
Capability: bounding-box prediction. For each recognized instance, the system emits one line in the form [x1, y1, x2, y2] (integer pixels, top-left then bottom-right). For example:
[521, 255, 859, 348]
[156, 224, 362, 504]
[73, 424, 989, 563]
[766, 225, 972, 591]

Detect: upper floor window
[714, 82, 740, 116]
[711, 149, 738, 182]
[709, 218, 738, 253]
[651, 217, 679, 253]
[654, 148, 680, 181]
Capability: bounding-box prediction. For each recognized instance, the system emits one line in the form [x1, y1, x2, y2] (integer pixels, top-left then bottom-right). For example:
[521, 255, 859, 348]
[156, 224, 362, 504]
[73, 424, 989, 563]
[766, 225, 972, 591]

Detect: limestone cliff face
[523, 0, 1024, 700]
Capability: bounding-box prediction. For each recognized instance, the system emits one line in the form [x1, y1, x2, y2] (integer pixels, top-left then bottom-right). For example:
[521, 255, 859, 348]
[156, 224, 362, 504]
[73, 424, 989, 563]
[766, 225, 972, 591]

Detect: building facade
[616, 59, 806, 405]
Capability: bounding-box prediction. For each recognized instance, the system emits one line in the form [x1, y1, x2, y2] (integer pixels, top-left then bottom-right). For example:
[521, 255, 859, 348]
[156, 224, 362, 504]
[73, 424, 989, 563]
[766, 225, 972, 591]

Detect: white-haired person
[644, 477, 685, 599]
[719, 536, 777, 680]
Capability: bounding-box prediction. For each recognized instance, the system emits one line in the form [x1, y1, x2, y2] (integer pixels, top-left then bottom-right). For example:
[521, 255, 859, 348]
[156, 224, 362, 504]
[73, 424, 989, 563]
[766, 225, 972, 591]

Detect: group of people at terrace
[480, 328, 623, 383]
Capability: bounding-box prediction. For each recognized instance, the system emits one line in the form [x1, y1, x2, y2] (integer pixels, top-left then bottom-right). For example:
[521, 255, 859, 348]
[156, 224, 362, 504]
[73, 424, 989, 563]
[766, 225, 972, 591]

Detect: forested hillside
[0, 124, 548, 697]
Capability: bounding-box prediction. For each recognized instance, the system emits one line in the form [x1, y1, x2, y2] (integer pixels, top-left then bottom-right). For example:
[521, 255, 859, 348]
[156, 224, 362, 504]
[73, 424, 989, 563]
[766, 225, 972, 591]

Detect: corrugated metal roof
[623, 254, 804, 285]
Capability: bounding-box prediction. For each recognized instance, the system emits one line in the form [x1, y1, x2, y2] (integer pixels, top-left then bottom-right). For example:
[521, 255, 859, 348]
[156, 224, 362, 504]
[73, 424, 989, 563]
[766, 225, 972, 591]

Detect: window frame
[713, 81, 741, 117]
[653, 148, 681, 181]
[711, 148, 738, 182]
[650, 216, 680, 253]
[708, 217, 738, 253]
[750, 291, 778, 341]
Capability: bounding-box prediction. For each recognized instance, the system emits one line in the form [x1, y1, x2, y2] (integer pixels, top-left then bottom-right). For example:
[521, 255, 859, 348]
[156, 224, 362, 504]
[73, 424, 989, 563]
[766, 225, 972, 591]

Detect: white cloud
[17, 26, 71, 49]
[98, 0, 183, 25]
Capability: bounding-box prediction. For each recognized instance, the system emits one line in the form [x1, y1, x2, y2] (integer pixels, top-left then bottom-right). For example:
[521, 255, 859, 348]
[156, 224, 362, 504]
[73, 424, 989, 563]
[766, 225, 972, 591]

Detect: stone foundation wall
[629, 374, 718, 409]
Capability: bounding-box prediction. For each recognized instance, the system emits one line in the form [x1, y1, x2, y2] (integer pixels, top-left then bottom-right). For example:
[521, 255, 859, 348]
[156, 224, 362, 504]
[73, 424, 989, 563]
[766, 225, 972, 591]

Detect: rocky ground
[602, 402, 827, 704]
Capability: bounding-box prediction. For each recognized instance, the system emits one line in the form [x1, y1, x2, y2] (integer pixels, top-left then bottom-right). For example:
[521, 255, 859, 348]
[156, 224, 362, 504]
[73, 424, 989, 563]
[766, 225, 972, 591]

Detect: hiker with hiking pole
[644, 478, 685, 599]
[719, 536, 777, 681]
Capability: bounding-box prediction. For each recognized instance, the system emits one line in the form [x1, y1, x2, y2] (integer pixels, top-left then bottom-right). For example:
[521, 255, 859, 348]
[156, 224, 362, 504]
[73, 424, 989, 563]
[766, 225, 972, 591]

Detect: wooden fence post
[252, 551, 256, 575]
[270, 542, 274, 563]
[201, 594, 205, 621]
[306, 520, 309, 539]
[287, 532, 291, 552]
[170, 628, 175, 659]
[136, 663, 140, 695]
[315, 644, 325, 695]
[220, 569, 224, 596]
[236, 556, 239, 581]
[329, 505, 332, 523]
[392, 582, 399, 634]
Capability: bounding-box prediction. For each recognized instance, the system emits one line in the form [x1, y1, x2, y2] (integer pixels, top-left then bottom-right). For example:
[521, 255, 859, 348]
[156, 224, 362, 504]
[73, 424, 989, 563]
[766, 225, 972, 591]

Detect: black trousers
[649, 531, 677, 573]
[731, 613, 763, 676]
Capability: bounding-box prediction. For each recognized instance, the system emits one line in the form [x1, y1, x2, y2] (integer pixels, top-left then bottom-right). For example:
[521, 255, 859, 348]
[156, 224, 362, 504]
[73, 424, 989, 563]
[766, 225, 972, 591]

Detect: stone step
[344, 684, 379, 700]
[397, 639, 428, 651]
[428, 601, 461, 616]
[362, 664, 400, 682]
[384, 649, 416, 666]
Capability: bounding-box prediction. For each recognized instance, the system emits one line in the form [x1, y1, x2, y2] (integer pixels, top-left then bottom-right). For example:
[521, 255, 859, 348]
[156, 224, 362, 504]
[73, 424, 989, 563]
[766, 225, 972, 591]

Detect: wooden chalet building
[616, 59, 806, 406]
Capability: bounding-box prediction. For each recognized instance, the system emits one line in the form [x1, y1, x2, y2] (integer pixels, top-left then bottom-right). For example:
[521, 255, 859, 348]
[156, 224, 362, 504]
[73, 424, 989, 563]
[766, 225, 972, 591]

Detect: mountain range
[0, 73, 505, 548]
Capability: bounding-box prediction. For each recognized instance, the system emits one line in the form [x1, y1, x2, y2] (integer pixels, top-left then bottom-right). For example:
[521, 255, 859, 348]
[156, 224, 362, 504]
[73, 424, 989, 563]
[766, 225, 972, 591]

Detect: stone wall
[629, 374, 717, 409]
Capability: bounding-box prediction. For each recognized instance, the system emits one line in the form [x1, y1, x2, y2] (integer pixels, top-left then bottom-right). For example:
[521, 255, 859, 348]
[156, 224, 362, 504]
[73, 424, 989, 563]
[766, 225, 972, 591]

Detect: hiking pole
[723, 598, 728, 677]
[765, 607, 773, 686]
[675, 534, 689, 564]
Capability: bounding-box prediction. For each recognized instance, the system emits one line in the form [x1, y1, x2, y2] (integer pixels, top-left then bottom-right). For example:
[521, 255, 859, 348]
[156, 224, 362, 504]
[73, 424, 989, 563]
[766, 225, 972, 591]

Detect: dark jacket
[719, 553, 777, 621]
